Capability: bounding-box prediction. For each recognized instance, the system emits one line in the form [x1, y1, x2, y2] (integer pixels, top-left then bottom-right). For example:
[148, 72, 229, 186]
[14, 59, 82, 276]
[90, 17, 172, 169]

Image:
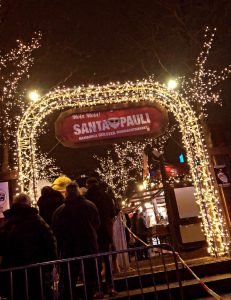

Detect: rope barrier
[123, 221, 224, 300]
[176, 254, 224, 300]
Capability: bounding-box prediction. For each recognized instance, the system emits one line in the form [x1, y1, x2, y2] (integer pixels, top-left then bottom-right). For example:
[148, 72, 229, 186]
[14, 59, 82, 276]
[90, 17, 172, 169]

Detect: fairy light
[95, 126, 193, 212]
[16, 78, 229, 256]
[16, 28, 230, 256]
[94, 126, 176, 201]
[177, 27, 231, 256]
[0, 32, 42, 173]
[167, 79, 178, 90]
[180, 27, 231, 117]
[0, 32, 60, 197]
[35, 146, 61, 182]
[28, 90, 40, 102]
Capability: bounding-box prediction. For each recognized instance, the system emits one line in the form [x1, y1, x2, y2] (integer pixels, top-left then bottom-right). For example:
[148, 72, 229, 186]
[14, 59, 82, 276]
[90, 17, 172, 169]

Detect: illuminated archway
[17, 79, 229, 256]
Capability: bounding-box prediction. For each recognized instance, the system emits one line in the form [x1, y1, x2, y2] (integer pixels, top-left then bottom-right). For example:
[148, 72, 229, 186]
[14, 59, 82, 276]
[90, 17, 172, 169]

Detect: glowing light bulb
[167, 79, 178, 90]
[28, 90, 40, 102]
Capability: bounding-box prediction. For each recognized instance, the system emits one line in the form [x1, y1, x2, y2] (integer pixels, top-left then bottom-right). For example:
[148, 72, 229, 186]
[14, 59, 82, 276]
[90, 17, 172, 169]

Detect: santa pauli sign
[55, 102, 168, 148]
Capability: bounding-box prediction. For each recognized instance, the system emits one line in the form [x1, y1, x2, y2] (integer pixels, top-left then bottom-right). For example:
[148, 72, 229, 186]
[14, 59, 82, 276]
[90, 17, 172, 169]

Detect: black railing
[0, 244, 184, 300]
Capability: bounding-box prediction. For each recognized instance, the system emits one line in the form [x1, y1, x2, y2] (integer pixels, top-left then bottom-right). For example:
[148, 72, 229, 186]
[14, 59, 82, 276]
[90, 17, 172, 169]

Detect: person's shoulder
[35, 214, 50, 226]
[84, 198, 99, 210]
[53, 190, 64, 199]
[98, 188, 111, 201]
[37, 196, 43, 205]
[53, 203, 65, 215]
[84, 197, 95, 206]
[86, 188, 102, 201]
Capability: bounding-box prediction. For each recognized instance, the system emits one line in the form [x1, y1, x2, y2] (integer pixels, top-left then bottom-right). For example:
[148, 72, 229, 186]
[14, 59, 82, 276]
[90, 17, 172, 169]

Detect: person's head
[13, 193, 31, 206]
[135, 209, 140, 215]
[79, 186, 87, 196]
[52, 175, 72, 196]
[144, 144, 152, 155]
[65, 182, 80, 198]
[41, 186, 53, 197]
[99, 181, 108, 191]
[86, 177, 99, 189]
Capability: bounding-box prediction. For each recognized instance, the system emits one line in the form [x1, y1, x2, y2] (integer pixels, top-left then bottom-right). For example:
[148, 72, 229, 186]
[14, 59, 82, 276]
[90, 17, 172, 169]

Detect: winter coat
[85, 185, 116, 245]
[131, 213, 139, 235]
[52, 196, 100, 258]
[0, 203, 57, 269]
[137, 213, 149, 237]
[124, 213, 131, 243]
[37, 189, 64, 225]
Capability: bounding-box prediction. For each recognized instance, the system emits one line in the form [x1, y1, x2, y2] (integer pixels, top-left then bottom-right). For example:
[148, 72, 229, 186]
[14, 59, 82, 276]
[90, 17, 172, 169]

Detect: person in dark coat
[85, 177, 117, 298]
[52, 182, 100, 300]
[137, 210, 149, 260]
[131, 210, 141, 259]
[131, 210, 138, 234]
[124, 213, 131, 246]
[37, 186, 64, 225]
[0, 193, 57, 300]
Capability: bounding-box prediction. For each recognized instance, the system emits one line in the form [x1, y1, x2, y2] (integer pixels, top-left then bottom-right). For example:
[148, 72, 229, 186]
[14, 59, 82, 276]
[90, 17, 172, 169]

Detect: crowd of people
[0, 177, 120, 300]
[0, 176, 151, 300]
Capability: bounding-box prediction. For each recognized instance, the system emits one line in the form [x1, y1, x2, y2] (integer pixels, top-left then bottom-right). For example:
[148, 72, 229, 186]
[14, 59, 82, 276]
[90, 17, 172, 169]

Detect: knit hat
[52, 175, 72, 194]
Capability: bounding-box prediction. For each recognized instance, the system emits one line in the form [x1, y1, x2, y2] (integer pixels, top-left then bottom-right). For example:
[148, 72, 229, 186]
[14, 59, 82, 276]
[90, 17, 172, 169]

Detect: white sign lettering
[73, 113, 151, 135]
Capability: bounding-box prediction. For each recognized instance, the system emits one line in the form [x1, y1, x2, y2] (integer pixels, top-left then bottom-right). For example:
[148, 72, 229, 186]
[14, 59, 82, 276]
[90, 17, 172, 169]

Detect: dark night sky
[1, 0, 230, 177]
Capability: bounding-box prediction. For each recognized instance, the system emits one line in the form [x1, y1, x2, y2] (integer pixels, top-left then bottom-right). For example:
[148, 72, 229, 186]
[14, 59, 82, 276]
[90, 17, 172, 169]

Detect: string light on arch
[17, 77, 229, 257]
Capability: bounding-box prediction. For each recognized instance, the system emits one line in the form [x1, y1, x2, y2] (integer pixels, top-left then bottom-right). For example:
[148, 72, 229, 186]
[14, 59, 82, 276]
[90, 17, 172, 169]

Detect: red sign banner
[55, 103, 168, 148]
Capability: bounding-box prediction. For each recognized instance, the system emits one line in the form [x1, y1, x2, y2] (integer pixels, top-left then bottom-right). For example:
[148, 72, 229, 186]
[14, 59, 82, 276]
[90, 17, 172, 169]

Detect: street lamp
[28, 90, 40, 102]
[167, 79, 178, 90]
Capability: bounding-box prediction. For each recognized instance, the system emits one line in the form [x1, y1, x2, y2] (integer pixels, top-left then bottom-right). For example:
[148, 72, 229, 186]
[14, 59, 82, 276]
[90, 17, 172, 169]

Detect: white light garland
[179, 27, 231, 117]
[0, 32, 60, 191]
[17, 78, 229, 256]
[15, 27, 230, 257]
[0, 32, 41, 174]
[94, 125, 176, 201]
